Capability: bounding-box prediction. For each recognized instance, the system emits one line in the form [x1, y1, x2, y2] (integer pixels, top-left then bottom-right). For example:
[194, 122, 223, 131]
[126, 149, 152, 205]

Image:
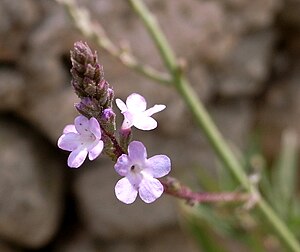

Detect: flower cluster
[58, 42, 171, 204]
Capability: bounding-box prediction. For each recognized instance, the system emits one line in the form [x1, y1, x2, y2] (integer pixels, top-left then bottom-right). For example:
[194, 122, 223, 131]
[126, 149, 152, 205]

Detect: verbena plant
[56, 0, 300, 251]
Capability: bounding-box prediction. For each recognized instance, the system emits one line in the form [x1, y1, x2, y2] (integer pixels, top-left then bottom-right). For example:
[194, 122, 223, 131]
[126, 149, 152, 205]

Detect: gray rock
[0, 240, 21, 252]
[258, 66, 300, 157]
[0, 70, 25, 111]
[0, 0, 40, 61]
[54, 231, 99, 252]
[141, 226, 198, 252]
[216, 31, 275, 98]
[102, 226, 197, 252]
[74, 158, 178, 240]
[16, 6, 80, 143]
[18, 89, 79, 143]
[223, 0, 282, 32]
[0, 118, 64, 248]
[210, 100, 254, 149]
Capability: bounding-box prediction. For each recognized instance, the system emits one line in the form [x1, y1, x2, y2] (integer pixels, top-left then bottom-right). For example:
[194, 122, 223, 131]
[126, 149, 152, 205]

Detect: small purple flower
[58, 115, 104, 168]
[114, 141, 171, 204]
[116, 93, 166, 130]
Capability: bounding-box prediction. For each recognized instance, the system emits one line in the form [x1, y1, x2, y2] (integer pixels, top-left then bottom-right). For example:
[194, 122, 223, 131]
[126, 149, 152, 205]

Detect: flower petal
[115, 177, 138, 204]
[74, 115, 90, 135]
[133, 116, 157, 131]
[144, 104, 166, 117]
[121, 111, 134, 129]
[128, 141, 147, 162]
[115, 98, 127, 112]
[89, 117, 101, 139]
[145, 155, 171, 178]
[115, 154, 131, 176]
[67, 147, 88, 168]
[88, 140, 104, 160]
[126, 93, 147, 112]
[139, 175, 163, 203]
[58, 133, 80, 151]
[63, 124, 77, 134]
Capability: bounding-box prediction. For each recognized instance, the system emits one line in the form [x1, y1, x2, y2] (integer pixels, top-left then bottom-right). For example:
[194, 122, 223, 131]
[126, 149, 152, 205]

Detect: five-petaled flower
[57, 115, 104, 168]
[114, 141, 171, 204]
[116, 93, 166, 130]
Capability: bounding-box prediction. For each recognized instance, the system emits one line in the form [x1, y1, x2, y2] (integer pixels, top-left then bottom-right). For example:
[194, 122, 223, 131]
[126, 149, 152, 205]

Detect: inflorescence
[58, 41, 170, 204]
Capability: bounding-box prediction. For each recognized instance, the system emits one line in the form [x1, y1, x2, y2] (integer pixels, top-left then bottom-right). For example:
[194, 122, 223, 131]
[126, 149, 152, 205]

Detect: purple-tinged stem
[161, 177, 249, 204]
[100, 125, 126, 159]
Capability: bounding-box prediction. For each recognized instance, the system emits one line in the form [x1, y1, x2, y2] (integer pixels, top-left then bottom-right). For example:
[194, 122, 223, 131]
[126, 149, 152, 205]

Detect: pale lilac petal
[115, 177, 138, 204]
[144, 104, 166, 117]
[115, 98, 127, 112]
[63, 124, 76, 134]
[133, 116, 157, 130]
[74, 115, 90, 134]
[115, 154, 131, 176]
[139, 175, 163, 203]
[145, 155, 171, 178]
[128, 141, 147, 162]
[89, 117, 101, 138]
[68, 148, 88, 168]
[121, 111, 134, 129]
[58, 133, 80, 151]
[126, 93, 147, 112]
[88, 140, 103, 160]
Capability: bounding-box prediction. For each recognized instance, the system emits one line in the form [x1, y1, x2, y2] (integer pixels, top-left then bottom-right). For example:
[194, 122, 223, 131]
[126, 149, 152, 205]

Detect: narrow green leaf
[272, 129, 299, 218]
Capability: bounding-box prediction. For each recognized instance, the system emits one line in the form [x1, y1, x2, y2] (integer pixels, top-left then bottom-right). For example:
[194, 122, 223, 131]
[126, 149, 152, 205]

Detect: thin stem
[100, 124, 125, 159]
[128, 0, 177, 74]
[128, 0, 300, 251]
[57, 0, 172, 85]
[162, 178, 250, 204]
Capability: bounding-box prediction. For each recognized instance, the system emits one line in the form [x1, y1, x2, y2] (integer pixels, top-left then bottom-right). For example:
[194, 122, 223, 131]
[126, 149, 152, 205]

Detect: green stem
[128, 0, 300, 251]
[57, 0, 172, 85]
[127, 0, 177, 73]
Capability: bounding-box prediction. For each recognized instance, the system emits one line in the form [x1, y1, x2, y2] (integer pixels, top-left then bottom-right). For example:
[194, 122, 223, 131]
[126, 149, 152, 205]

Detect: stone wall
[0, 0, 298, 251]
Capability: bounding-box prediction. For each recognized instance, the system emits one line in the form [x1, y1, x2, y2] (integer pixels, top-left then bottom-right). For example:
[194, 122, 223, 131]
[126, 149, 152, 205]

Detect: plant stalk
[128, 0, 300, 251]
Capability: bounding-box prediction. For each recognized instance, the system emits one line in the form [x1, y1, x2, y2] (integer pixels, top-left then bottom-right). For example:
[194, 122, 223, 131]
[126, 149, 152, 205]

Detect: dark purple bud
[105, 88, 114, 107]
[102, 108, 116, 123]
[84, 63, 96, 79]
[75, 97, 100, 118]
[97, 80, 109, 104]
[70, 41, 105, 99]
[100, 108, 116, 134]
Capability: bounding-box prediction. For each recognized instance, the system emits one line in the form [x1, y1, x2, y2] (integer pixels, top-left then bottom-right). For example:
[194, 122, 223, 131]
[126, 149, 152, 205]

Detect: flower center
[130, 164, 142, 174]
[79, 132, 96, 146]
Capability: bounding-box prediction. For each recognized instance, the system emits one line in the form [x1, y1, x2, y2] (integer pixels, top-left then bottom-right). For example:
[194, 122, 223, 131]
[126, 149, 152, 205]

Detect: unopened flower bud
[100, 108, 116, 134]
[70, 41, 105, 99]
[75, 97, 100, 118]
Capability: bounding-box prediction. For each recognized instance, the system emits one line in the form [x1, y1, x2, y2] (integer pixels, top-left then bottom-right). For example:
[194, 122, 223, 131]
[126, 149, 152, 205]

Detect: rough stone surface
[74, 158, 178, 240]
[0, 0, 40, 61]
[0, 69, 25, 111]
[54, 230, 99, 252]
[215, 31, 275, 98]
[258, 65, 300, 157]
[0, 241, 21, 252]
[0, 118, 64, 248]
[0, 0, 298, 251]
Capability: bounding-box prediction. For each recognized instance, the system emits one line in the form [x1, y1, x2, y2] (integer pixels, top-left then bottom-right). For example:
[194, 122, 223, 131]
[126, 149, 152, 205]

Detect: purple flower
[116, 93, 166, 130]
[114, 141, 171, 204]
[58, 115, 104, 168]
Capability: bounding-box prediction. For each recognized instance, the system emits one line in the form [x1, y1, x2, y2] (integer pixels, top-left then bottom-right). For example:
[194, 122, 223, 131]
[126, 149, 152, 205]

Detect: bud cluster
[71, 41, 113, 116]
[70, 41, 117, 158]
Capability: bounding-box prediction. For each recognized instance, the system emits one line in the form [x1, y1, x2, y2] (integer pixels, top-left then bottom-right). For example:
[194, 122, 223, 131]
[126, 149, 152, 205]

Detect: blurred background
[0, 0, 300, 251]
